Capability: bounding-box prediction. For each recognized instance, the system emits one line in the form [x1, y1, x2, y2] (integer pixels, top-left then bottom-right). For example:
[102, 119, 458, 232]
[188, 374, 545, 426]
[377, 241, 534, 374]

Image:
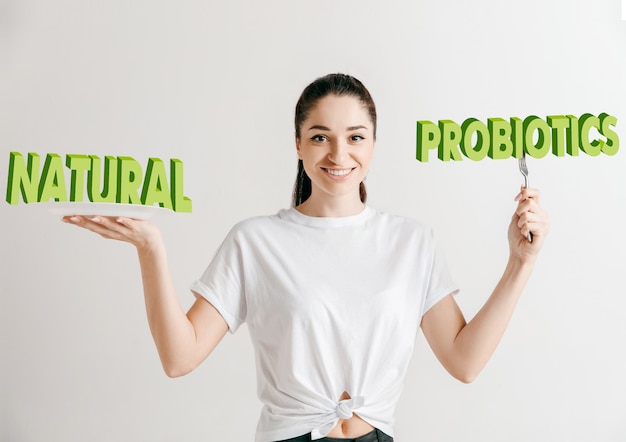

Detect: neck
[296, 192, 365, 217]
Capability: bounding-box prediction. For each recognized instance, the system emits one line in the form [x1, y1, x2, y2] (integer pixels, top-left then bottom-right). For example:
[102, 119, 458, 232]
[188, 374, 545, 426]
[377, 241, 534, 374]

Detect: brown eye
[311, 135, 328, 142]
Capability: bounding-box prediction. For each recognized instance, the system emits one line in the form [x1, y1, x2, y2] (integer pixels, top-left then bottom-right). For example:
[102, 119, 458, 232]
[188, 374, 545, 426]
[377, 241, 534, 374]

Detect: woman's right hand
[62, 214, 228, 376]
[62, 215, 162, 252]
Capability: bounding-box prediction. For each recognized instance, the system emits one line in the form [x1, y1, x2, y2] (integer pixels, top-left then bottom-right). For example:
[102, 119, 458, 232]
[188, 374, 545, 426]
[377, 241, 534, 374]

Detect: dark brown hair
[292, 73, 377, 207]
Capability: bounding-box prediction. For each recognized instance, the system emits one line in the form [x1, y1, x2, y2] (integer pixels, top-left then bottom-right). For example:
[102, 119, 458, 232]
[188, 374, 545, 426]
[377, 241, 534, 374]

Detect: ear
[295, 132, 302, 159]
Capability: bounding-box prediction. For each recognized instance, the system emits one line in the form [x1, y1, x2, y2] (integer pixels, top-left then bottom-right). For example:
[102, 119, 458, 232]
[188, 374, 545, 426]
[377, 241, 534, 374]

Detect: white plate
[39, 202, 171, 219]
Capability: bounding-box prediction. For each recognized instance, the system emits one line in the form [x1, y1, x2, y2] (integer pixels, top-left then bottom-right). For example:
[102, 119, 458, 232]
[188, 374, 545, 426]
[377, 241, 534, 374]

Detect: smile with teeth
[323, 167, 355, 176]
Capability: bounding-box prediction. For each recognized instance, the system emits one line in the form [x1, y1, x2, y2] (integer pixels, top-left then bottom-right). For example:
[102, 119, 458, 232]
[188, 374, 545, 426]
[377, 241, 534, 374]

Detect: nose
[328, 139, 349, 164]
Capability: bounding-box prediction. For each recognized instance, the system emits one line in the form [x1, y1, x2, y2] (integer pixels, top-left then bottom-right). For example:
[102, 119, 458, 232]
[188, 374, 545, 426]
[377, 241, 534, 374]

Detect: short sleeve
[190, 226, 247, 333]
[421, 229, 460, 315]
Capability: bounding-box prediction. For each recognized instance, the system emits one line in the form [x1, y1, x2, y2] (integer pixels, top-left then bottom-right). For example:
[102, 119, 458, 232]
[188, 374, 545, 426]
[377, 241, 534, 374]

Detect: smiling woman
[292, 74, 377, 212]
[62, 73, 549, 442]
[294, 94, 375, 217]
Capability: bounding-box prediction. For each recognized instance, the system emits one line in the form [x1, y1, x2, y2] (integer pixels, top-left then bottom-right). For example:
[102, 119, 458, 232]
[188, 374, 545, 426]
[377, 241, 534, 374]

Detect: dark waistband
[276, 428, 393, 442]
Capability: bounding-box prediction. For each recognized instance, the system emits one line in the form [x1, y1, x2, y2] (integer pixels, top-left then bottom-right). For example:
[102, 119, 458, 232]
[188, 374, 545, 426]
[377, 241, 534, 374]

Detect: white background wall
[1, 1, 625, 441]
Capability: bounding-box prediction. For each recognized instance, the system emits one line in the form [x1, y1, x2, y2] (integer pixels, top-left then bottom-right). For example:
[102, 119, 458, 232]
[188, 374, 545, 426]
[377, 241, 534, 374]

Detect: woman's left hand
[508, 187, 549, 263]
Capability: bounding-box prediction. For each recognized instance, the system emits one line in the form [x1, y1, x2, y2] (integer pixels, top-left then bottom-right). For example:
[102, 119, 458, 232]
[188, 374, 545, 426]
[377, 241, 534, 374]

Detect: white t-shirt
[191, 206, 459, 442]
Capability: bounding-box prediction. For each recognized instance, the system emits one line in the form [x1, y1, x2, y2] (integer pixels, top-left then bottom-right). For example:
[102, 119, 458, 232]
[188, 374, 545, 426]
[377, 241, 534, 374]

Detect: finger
[90, 215, 131, 232]
[515, 199, 533, 216]
[515, 194, 547, 217]
[518, 214, 549, 238]
[113, 216, 139, 231]
[62, 215, 90, 227]
[517, 208, 548, 228]
[515, 200, 537, 218]
[529, 216, 550, 233]
[514, 187, 541, 203]
[64, 215, 131, 241]
[517, 214, 532, 234]
[91, 216, 141, 240]
[62, 215, 84, 224]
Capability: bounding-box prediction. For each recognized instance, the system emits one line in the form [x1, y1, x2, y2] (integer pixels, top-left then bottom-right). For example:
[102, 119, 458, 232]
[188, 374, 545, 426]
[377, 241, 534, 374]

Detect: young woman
[63, 74, 549, 442]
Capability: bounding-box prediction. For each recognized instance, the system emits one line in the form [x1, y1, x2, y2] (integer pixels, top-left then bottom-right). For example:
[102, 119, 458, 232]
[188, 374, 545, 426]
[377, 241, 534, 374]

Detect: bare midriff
[325, 392, 375, 438]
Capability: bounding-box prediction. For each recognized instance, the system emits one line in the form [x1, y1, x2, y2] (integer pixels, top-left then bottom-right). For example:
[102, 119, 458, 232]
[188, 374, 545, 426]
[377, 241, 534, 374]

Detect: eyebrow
[307, 125, 369, 132]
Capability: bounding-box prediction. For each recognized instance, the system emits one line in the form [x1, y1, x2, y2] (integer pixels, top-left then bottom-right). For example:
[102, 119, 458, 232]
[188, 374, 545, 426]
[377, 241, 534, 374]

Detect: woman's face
[296, 94, 375, 205]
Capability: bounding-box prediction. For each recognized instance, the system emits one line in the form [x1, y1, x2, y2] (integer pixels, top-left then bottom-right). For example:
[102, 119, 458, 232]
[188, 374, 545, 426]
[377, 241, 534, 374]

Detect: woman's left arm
[421, 187, 549, 383]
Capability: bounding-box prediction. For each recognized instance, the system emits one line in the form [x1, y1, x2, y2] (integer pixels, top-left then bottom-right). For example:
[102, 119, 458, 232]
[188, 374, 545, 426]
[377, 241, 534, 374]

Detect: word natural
[6, 152, 192, 212]
[416, 113, 619, 162]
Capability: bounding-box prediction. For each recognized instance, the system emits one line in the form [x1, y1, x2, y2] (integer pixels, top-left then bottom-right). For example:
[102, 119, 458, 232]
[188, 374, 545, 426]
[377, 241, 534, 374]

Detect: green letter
[38, 153, 68, 202]
[523, 116, 551, 159]
[460, 118, 490, 161]
[579, 113, 603, 156]
[116, 156, 142, 204]
[141, 158, 173, 209]
[510, 117, 524, 159]
[171, 159, 192, 213]
[438, 120, 463, 161]
[546, 115, 569, 157]
[6, 152, 40, 205]
[488, 118, 513, 159]
[566, 115, 579, 156]
[87, 155, 117, 203]
[416, 120, 440, 162]
[66, 154, 91, 202]
[599, 113, 619, 156]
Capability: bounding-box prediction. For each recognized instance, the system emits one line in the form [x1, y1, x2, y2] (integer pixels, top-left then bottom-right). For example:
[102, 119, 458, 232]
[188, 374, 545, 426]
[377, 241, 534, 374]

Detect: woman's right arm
[62, 215, 229, 377]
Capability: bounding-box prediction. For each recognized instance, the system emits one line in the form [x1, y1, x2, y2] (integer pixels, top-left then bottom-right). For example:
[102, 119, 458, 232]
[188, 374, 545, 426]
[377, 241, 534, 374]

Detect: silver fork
[518, 152, 533, 243]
